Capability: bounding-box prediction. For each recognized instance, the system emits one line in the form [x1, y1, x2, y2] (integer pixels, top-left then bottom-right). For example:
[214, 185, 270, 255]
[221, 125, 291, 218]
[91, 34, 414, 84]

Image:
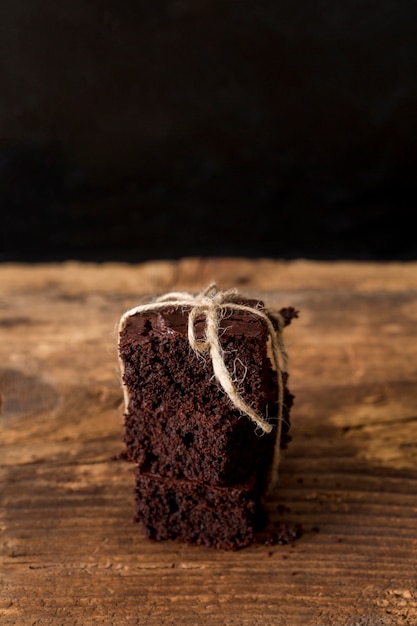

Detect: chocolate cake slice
[134, 469, 265, 550]
[119, 302, 296, 486]
[118, 286, 298, 550]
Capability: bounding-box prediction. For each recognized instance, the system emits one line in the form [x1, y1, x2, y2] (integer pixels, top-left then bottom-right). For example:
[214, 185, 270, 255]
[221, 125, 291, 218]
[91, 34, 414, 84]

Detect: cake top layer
[121, 300, 267, 342]
[118, 284, 297, 441]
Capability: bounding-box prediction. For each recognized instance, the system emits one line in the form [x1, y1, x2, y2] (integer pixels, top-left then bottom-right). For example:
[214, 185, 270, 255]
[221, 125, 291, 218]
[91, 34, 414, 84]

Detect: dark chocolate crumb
[262, 523, 302, 546]
[277, 503, 291, 514]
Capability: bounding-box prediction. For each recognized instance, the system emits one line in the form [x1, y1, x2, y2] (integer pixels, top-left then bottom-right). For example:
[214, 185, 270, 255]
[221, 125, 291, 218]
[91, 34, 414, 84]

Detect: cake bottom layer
[134, 470, 266, 550]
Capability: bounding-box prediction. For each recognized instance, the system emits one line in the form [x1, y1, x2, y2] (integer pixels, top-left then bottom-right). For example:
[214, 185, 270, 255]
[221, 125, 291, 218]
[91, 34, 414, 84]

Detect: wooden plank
[1, 259, 417, 625]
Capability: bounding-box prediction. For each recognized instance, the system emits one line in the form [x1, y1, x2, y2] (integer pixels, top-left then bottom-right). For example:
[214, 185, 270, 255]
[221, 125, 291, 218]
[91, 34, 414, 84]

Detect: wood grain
[1, 259, 417, 625]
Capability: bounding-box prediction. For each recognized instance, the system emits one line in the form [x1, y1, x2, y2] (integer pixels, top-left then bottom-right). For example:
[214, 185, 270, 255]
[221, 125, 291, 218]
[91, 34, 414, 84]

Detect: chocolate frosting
[123, 301, 268, 341]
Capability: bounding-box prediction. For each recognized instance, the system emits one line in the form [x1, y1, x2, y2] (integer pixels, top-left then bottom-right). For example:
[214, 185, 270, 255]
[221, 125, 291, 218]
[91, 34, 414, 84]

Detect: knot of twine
[119, 283, 289, 490]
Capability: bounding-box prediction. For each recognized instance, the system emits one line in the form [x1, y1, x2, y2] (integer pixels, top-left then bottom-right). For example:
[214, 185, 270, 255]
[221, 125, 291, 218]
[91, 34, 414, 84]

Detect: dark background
[1, 1, 416, 262]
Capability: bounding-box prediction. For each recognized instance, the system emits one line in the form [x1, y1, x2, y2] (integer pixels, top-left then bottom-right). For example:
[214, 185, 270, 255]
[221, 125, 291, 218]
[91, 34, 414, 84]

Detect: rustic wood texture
[1, 258, 417, 625]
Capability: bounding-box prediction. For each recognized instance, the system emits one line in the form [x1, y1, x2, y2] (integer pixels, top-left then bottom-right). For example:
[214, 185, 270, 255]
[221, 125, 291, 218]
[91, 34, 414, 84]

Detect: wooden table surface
[1, 258, 417, 626]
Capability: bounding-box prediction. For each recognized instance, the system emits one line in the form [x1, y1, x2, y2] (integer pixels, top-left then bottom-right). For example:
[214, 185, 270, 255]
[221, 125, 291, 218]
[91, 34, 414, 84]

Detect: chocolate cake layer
[119, 303, 295, 485]
[134, 469, 265, 550]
